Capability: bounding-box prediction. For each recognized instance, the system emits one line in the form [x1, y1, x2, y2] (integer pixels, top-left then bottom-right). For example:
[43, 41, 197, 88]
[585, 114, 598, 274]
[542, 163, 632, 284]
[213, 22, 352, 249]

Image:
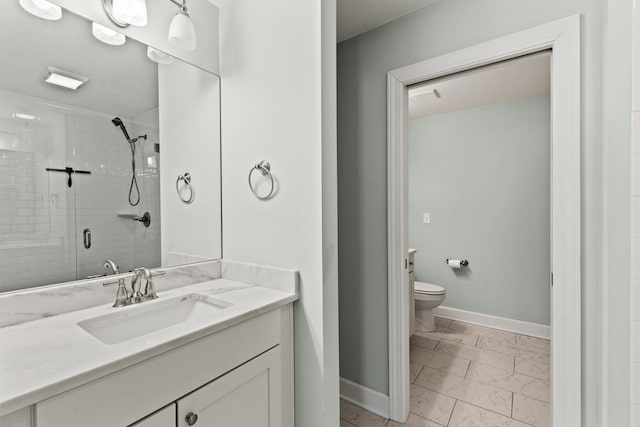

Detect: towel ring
[176, 172, 195, 204]
[248, 160, 274, 200]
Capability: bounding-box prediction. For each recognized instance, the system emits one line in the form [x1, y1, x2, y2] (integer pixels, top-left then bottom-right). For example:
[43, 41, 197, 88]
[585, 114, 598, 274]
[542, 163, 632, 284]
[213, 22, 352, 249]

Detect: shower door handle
[83, 228, 91, 249]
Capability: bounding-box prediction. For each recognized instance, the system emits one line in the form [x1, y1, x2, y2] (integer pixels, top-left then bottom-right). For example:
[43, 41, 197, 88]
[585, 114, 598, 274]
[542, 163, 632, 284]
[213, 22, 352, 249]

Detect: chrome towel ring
[176, 172, 195, 204]
[248, 160, 274, 200]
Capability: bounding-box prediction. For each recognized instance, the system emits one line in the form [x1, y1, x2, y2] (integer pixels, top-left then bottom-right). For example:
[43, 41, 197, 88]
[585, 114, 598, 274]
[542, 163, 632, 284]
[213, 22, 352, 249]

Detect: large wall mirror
[0, 1, 222, 293]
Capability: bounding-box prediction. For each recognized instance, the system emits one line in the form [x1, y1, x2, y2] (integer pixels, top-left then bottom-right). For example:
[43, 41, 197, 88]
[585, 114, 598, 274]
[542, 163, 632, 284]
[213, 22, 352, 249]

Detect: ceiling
[337, 0, 439, 42]
[0, 1, 158, 119]
[408, 52, 551, 119]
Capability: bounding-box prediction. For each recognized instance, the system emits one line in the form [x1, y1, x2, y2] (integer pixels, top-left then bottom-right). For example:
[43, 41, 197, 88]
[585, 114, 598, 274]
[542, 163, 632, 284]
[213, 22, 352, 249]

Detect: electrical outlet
[423, 213, 430, 224]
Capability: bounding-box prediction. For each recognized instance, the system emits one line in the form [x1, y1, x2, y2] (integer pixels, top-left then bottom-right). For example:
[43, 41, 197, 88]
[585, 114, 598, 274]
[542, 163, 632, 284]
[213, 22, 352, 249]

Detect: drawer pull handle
[185, 412, 198, 425]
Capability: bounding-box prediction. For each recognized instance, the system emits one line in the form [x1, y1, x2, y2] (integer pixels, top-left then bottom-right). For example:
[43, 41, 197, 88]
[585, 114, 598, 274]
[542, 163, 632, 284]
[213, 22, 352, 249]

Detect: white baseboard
[340, 377, 389, 419]
[433, 306, 550, 339]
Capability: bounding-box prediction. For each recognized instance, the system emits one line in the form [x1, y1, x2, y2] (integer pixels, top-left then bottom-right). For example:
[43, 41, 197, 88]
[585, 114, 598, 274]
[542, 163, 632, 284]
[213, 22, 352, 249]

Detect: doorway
[386, 15, 581, 426]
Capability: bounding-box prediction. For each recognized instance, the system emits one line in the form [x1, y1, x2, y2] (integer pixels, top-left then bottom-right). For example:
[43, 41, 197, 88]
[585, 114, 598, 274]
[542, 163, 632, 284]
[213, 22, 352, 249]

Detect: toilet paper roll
[447, 259, 462, 269]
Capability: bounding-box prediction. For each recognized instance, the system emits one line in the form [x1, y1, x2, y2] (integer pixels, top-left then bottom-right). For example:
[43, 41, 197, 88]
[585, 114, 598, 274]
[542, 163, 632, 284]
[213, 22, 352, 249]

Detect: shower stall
[0, 89, 161, 292]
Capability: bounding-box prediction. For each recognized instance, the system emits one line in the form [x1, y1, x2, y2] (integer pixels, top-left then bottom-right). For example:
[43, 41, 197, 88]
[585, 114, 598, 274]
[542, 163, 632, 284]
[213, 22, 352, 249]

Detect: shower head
[111, 116, 131, 142]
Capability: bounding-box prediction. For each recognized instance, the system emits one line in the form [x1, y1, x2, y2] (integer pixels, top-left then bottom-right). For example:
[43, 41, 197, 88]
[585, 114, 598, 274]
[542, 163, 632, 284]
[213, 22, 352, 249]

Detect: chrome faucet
[103, 259, 120, 275]
[104, 267, 165, 307]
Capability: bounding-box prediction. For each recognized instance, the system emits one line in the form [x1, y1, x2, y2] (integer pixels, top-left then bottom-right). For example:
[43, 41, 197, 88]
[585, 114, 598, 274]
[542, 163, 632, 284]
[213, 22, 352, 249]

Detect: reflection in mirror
[0, 1, 221, 293]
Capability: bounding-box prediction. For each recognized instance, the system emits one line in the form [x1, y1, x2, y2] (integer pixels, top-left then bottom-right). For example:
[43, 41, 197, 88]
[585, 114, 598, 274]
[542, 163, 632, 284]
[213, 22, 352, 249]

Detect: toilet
[414, 281, 446, 332]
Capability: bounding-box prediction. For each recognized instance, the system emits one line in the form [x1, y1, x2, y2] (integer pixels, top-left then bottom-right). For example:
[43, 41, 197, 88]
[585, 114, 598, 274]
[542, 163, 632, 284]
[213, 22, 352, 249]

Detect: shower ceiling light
[13, 112, 39, 121]
[45, 67, 88, 90]
[92, 22, 126, 46]
[19, 0, 62, 21]
[147, 46, 174, 64]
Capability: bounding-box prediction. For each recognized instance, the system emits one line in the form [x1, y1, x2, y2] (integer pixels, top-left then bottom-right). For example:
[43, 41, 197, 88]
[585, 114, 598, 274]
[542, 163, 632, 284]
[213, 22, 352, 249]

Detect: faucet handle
[103, 278, 129, 307]
[143, 271, 165, 300]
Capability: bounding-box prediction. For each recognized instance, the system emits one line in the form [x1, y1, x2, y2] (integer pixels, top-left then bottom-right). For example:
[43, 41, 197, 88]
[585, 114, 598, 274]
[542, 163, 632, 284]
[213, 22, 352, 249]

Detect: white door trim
[386, 15, 581, 425]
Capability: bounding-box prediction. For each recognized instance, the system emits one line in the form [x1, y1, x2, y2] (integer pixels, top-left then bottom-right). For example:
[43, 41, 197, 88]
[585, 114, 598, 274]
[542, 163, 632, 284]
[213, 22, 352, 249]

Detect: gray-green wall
[408, 96, 550, 325]
[337, 0, 631, 425]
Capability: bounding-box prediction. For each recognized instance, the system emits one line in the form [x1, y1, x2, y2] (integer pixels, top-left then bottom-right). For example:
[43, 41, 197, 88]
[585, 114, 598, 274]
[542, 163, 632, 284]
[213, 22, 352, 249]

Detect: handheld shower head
[111, 117, 131, 142]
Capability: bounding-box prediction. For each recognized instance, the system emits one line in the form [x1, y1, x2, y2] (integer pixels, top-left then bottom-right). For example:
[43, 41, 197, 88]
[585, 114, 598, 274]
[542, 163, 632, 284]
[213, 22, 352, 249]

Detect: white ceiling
[0, 1, 158, 119]
[337, 0, 439, 42]
[408, 52, 551, 119]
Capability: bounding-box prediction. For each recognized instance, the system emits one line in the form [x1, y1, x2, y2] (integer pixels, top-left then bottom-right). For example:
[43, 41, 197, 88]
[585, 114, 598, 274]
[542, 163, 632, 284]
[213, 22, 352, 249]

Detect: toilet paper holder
[446, 259, 469, 267]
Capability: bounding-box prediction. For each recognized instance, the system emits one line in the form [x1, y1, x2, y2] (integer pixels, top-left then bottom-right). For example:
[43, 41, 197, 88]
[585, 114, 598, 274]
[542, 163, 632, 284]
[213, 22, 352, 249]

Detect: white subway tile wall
[632, 0, 640, 421]
[0, 90, 160, 292]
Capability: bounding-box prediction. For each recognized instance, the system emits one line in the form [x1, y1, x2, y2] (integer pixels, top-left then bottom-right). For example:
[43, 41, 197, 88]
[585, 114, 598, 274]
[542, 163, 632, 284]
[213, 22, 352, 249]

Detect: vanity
[0, 260, 298, 427]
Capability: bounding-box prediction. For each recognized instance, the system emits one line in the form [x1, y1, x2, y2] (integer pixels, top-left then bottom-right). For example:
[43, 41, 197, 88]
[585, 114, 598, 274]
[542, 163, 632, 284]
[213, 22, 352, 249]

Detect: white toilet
[414, 281, 446, 332]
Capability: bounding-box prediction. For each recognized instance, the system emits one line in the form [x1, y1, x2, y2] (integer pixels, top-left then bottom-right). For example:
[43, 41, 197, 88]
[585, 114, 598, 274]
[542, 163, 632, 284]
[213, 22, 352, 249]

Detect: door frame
[386, 15, 581, 425]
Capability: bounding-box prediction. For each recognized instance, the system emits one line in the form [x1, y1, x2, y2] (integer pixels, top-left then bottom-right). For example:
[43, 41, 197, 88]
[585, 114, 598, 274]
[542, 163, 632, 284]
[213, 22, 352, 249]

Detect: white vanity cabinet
[131, 405, 176, 427]
[176, 346, 281, 427]
[31, 306, 293, 427]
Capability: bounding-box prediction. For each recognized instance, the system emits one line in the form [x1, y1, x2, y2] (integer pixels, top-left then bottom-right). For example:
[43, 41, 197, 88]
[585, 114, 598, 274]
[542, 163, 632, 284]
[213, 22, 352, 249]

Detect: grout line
[511, 392, 514, 418]
[464, 361, 471, 378]
[447, 400, 458, 426]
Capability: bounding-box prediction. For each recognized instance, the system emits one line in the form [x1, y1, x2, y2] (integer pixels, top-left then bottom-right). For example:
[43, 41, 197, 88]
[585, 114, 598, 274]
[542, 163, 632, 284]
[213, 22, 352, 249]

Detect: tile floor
[340, 317, 550, 427]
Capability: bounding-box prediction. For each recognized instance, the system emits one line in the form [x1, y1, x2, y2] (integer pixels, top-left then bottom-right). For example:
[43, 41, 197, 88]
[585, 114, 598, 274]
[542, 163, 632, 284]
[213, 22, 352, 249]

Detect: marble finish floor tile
[466, 362, 550, 402]
[410, 384, 456, 425]
[434, 316, 453, 328]
[387, 413, 442, 427]
[411, 361, 425, 383]
[411, 347, 470, 377]
[341, 420, 357, 427]
[415, 327, 479, 346]
[512, 394, 550, 427]
[477, 335, 550, 365]
[516, 334, 550, 352]
[411, 334, 440, 351]
[340, 400, 388, 427]
[448, 321, 517, 344]
[448, 401, 531, 427]
[414, 366, 513, 417]
[514, 357, 551, 381]
[435, 340, 515, 372]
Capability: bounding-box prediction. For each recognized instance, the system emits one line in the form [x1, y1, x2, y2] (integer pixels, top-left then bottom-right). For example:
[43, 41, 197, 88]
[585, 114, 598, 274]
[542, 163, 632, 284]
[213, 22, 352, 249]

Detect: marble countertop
[0, 275, 298, 415]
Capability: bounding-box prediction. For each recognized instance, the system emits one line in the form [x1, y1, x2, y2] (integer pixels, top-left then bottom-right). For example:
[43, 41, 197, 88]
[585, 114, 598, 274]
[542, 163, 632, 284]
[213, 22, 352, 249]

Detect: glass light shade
[168, 11, 196, 51]
[147, 46, 174, 65]
[19, 0, 62, 20]
[92, 22, 126, 46]
[111, 0, 147, 27]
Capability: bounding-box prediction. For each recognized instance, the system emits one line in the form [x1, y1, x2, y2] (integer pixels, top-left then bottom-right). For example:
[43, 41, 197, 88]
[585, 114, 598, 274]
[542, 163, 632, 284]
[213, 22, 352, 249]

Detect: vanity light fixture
[45, 67, 89, 90]
[92, 22, 126, 46]
[147, 46, 175, 64]
[102, 0, 196, 51]
[19, 0, 62, 21]
[105, 0, 147, 27]
[167, 0, 196, 51]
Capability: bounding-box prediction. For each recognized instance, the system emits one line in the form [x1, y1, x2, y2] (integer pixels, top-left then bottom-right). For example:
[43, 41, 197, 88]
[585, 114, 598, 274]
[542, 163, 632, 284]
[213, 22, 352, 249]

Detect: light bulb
[111, 0, 147, 26]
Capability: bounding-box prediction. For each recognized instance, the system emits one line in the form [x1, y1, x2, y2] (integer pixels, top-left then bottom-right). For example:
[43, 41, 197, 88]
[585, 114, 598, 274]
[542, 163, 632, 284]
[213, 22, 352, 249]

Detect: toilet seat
[414, 281, 445, 295]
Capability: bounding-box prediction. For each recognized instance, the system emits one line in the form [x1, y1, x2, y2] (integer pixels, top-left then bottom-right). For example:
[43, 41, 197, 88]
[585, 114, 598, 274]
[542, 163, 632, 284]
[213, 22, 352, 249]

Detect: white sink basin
[78, 294, 232, 345]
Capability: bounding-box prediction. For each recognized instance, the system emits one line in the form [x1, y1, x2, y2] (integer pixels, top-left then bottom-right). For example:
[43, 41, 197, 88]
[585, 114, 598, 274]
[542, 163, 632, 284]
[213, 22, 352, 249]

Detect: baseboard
[433, 306, 550, 339]
[340, 377, 389, 419]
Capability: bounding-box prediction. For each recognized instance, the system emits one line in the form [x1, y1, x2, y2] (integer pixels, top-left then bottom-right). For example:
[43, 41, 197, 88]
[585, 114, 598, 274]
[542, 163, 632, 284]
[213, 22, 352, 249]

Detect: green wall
[408, 96, 550, 325]
[337, 0, 631, 425]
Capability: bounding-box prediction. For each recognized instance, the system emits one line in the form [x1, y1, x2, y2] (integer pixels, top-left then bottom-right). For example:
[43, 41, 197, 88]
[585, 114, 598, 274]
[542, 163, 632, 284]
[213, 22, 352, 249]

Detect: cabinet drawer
[36, 309, 283, 427]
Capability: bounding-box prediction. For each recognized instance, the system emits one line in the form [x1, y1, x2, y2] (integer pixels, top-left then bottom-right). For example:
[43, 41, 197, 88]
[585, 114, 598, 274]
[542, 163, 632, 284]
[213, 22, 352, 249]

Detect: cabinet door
[129, 404, 176, 427]
[177, 346, 281, 427]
